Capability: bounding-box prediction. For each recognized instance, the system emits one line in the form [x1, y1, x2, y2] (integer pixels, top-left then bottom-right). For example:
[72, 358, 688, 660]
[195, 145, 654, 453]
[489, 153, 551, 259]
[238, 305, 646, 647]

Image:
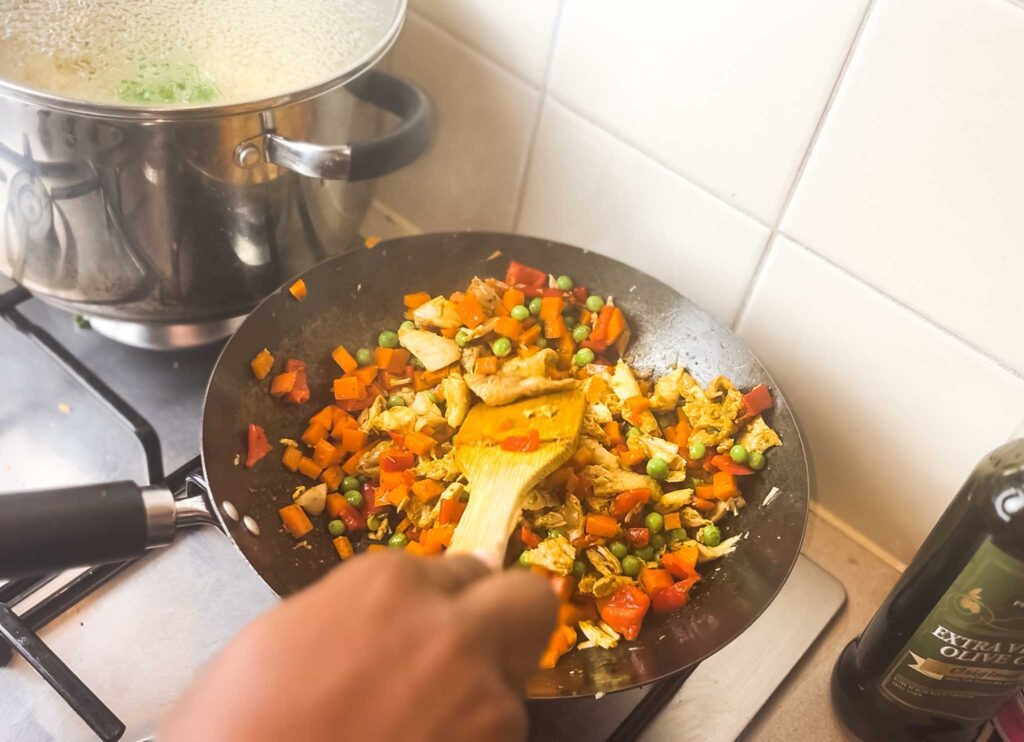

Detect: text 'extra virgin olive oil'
[832, 440, 1024, 741]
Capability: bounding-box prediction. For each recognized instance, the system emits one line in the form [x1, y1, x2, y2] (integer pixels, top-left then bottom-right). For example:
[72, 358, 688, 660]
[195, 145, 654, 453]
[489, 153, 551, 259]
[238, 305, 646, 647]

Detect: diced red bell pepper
[626, 527, 651, 549]
[571, 286, 588, 304]
[613, 488, 652, 520]
[709, 454, 755, 476]
[743, 384, 773, 417]
[439, 497, 467, 525]
[380, 447, 415, 472]
[580, 338, 609, 353]
[661, 546, 700, 581]
[651, 577, 699, 614]
[505, 260, 548, 289]
[597, 584, 650, 641]
[284, 359, 309, 404]
[520, 522, 541, 549]
[245, 423, 272, 468]
[335, 501, 367, 532]
[362, 484, 390, 514]
[502, 429, 540, 453]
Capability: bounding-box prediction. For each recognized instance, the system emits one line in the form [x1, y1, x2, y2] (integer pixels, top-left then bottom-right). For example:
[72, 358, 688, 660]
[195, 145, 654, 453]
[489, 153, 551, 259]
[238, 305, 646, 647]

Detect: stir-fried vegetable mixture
[244, 259, 782, 668]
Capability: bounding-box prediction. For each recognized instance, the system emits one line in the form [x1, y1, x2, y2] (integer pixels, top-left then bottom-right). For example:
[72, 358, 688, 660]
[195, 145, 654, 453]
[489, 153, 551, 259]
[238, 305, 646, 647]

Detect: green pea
[518, 551, 532, 567]
[586, 295, 604, 312]
[388, 532, 409, 549]
[700, 523, 721, 547]
[572, 559, 587, 580]
[667, 527, 688, 544]
[455, 329, 471, 347]
[644, 511, 664, 534]
[573, 348, 595, 367]
[572, 324, 590, 342]
[399, 320, 415, 332]
[609, 540, 629, 560]
[547, 528, 567, 540]
[387, 394, 406, 408]
[328, 519, 346, 537]
[528, 297, 543, 316]
[355, 347, 373, 366]
[378, 330, 399, 349]
[536, 337, 548, 349]
[635, 546, 655, 562]
[366, 515, 382, 531]
[646, 457, 669, 481]
[510, 304, 530, 321]
[730, 444, 748, 463]
[556, 275, 574, 291]
[411, 357, 425, 370]
[562, 313, 578, 329]
[650, 533, 666, 550]
[748, 451, 766, 470]
[688, 441, 706, 460]
[342, 476, 361, 493]
[344, 489, 363, 508]
[491, 337, 512, 357]
[621, 555, 642, 577]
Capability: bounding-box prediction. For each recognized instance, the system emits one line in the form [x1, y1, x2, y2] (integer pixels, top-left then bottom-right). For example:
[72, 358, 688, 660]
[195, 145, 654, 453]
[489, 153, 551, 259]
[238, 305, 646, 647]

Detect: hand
[160, 552, 558, 742]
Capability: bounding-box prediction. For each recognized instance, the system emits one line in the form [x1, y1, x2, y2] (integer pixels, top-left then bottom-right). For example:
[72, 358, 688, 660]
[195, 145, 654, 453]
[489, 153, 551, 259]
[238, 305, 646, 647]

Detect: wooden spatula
[447, 389, 586, 566]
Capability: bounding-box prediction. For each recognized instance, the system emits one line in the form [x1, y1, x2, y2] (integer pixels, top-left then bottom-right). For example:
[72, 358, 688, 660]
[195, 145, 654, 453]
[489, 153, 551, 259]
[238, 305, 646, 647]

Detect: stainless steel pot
[0, 0, 431, 348]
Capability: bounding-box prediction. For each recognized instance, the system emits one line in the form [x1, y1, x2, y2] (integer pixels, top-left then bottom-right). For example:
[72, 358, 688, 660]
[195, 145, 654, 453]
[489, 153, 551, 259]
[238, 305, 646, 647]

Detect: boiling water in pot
[0, 0, 388, 107]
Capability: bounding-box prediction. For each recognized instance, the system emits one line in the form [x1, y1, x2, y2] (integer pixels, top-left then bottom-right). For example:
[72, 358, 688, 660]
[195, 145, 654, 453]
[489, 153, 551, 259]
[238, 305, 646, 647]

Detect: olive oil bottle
[832, 439, 1024, 741]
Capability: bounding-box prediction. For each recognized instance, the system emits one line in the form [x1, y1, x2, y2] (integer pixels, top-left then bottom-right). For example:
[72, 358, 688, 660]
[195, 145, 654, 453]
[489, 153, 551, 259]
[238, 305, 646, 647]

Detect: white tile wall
[370, 0, 1024, 562]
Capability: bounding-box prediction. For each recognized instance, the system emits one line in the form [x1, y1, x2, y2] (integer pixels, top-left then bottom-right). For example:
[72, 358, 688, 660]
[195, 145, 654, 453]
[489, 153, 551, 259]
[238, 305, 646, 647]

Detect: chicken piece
[581, 464, 662, 498]
[428, 481, 466, 522]
[578, 437, 621, 469]
[410, 391, 447, 428]
[358, 395, 387, 433]
[440, 373, 470, 428]
[354, 440, 391, 477]
[584, 496, 616, 516]
[461, 346, 482, 374]
[399, 495, 436, 529]
[577, 573, 636, 598]
[412, 449, 461, 482]
[738, 415, 782, 454]
[467, 277, 501, 317]
[611, 360, 659, 434]
[577, 621, 621, 650]
[412, 296, 461, 329]
[679, 507, 710, 528]
[696, 534, 742, 562]
[648, 366, 685, 412]
[398, 328, 461, 372]
[586, 545, 623, 576]
[654, 488, 694, 513]
[464, 348, 575, 406]
[458, 317, 498, 341]
[628, 433, 684, 470]
[294, 483, 327, 517]
[521, 535, 576, 576]
[581, 414, 610, 444]
[680, 373, 745, 449]
[364, 403, 417, 435]
[522, 487, 560, 511]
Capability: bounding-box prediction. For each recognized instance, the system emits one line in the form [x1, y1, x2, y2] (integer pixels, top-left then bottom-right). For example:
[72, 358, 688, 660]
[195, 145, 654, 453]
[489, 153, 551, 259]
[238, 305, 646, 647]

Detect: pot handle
[258, 69, 434, 182]
[0, 482, 178, 579]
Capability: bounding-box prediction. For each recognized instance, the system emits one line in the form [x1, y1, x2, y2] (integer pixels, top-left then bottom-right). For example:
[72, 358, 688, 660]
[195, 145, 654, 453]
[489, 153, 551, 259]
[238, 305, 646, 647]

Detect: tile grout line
[730, 0, 880, 333]
[511, 0, 568, 232]
[809, 501, 907, 573]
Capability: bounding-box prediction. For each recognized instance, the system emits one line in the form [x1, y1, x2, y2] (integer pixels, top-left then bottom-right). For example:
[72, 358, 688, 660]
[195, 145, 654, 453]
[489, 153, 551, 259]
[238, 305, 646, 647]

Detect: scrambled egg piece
[578, 621, 621, 650]
[680, 373, 745, 449]
[610, 361, 659, 434]
[581, 464, 662, 498]
[440, 373, 470, 428]
[411, 296, 461, 329]
[522, 535, 576, 575]
[398, 328, 461, 372]
[738, 415, 782, 454]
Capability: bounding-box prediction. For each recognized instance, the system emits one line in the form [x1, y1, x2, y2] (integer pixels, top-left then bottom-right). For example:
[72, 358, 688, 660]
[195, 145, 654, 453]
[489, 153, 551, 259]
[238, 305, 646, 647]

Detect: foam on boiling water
[0, 0, 388, 106]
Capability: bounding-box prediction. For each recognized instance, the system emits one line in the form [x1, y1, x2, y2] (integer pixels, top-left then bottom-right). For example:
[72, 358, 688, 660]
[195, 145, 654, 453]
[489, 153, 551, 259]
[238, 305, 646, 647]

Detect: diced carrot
[550, 575, 576, 603]
[675, 410, 692, 445]
[557, 332, 575, 365]
[543, 315, 567, 339]
[354, 365, 378, 385]
[331, 345, 358, 374]
[440, 326, 459, 339]
[297, 457, 323, 480]
[421, 524, 454, 551]
[308, 405, 333, 430]
[385, 484, 409, 507]
[604, 420, 623, 445]
[663, 512, 682, 531]
[585, 514, 620, 538]
[342, 444, 373, 475]
[663, 543, 700, 580]
[279, 504, 312, 538]
[250, 348, 274, 379]
[618, 449, 645, 467]
[404, 430, 437, 456]
[403, 291, 431, 310]
[639, 568, 674, 595]
[373, 347, 394, 370]
[386, 348, 410, 374]
[494, 316, 523, 340]
[438, 497, 467, 525]
[367, 544, 388, 553]
[270, 371, 297, 397]
[411, 479, 444, 503]
[502, 287, 525, 311]
[539, 296, 563, 322]
[333, 535, 354, 560]
[281, 446, 302, 472]
[288, 279, 307, 301]
[626, 396, 650, 417]
[572, 446, 594, 468]
[606, 307, 628, 344]
[301, 421, 328, 447]
[591, 305, 614, 342]
[712, 471, 739, 500]
[405, 540, 427, 556]
[693, 497, 716, 513]
[518, 324, 542, 346]
[313, 439, 344, 468]
[321, 466, 343, 492]
[539, 625, 577, 670]
[336, 428, 367, 454]
[586, 376, 609, 403]
[333, 376, 365, 401]
[379, 469, 414, 491]
[455, 292, 485, 328]
[284, 361, 310, 405]
[325, 493, 346, 518]
[695, 483, 716, 501]
[475, 356, 499, 375]
[662, 425, 677, 444]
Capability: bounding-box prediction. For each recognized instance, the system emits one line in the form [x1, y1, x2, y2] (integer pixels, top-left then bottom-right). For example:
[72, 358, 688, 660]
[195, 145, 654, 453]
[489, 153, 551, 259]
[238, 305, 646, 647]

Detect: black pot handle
[0, 482, 176, 579]
[257, 69, 434, 182]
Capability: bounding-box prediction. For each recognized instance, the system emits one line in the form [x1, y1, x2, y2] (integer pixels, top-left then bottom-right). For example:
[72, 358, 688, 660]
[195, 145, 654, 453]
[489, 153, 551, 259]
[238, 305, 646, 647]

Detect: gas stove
[0, 279, 845, 741]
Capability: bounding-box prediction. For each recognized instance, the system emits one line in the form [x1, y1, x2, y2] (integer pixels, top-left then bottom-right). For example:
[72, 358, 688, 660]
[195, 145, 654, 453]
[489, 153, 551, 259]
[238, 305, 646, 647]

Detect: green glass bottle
[832, 440, 1024, 741]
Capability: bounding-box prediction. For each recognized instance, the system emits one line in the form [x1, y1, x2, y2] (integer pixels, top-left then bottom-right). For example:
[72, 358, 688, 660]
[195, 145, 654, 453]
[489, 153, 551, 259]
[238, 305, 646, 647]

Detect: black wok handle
[261, 70, 434, 182]
[0, 482, 176, 579]
[0, 603, 125, 741]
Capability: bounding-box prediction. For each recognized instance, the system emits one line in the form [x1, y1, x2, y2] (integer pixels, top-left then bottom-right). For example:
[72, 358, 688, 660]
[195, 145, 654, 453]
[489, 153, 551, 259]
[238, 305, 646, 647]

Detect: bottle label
[880, 539, 1024, 721]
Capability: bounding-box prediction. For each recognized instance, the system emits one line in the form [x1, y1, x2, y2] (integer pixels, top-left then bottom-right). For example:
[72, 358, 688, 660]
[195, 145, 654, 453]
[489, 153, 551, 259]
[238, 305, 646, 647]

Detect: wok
[0, 232, 809, 698]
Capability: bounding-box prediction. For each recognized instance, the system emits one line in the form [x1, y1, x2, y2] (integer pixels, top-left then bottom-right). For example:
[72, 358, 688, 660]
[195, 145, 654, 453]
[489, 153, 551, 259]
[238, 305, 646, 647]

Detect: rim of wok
[200, 232, 810, 698]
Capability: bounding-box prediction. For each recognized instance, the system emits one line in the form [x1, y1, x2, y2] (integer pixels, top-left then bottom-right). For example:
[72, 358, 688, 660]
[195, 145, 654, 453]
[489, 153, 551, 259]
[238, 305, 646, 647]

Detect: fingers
[455, 570, 558, 685]
[419, 554, 491, 594]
